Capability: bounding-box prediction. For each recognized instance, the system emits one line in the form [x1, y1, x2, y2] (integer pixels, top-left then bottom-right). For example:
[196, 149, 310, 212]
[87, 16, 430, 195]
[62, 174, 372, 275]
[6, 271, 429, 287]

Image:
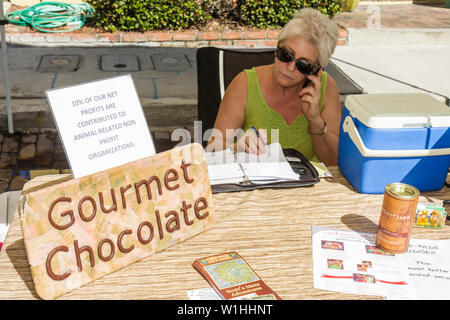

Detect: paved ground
[0, 45, 199, 137]
[335, 2, 450, 29]
[0, 1, 450, 192]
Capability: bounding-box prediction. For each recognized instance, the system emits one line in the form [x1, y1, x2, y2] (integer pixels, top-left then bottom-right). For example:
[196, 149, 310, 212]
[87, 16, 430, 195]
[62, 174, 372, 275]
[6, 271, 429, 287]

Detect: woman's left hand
[298, 69, 322, 124]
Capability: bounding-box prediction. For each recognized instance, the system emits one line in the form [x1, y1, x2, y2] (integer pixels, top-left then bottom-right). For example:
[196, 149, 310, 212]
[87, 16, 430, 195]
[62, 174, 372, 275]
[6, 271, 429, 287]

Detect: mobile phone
[302, 78, 311, 88]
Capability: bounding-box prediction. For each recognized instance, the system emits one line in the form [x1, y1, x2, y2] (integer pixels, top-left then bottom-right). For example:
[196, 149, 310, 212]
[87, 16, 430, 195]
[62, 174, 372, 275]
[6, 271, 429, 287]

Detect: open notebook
[205, 143, 319, 193]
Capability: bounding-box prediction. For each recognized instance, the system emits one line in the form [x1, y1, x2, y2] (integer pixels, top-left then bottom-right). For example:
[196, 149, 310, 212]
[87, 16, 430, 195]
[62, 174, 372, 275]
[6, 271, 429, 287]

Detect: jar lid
[386, 183, 420, 199]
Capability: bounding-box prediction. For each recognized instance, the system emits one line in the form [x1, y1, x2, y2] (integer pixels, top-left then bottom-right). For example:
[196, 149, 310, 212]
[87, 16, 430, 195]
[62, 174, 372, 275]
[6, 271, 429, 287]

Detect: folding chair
[196, 47, 275, 146]
[196, 46, 365, 146]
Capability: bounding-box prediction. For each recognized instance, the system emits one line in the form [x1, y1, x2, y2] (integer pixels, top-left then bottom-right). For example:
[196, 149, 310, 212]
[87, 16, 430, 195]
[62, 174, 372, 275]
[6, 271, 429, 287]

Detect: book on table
[192, 251, 282, 300]
[205, 142, 319, 193]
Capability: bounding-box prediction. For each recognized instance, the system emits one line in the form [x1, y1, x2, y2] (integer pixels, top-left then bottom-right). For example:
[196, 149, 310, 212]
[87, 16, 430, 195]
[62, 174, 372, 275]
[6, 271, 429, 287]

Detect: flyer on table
[46, 74, 155, 178]
[312, 225, 415, 299]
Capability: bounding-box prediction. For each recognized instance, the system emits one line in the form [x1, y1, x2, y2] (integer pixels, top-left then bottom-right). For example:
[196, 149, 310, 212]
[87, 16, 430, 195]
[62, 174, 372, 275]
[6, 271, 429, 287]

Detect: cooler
[338, 93, 450, 194]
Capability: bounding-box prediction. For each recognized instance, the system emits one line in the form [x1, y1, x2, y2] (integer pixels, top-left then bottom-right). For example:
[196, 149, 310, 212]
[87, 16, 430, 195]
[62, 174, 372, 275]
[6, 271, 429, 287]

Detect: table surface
[0, 167, 449, 300]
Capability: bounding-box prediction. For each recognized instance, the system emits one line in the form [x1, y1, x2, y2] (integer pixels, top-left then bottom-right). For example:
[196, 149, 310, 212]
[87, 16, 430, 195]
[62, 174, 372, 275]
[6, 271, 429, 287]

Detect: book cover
[193, 251, 281, 300]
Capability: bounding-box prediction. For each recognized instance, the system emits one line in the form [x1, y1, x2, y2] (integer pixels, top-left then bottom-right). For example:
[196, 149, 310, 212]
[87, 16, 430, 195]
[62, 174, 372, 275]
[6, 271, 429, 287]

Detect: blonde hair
[278, 8, 339, 67]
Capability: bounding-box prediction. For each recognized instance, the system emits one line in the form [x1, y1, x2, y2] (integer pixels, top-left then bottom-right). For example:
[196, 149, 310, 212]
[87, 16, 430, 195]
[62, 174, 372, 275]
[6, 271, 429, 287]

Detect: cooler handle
[342, 116, 450, 158]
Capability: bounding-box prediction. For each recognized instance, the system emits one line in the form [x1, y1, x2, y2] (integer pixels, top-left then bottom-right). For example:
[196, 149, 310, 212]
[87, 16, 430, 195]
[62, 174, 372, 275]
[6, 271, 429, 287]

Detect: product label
[378, 225, 409, 238]
[379, 208, 412, 238]
[376, 192, 418, 252]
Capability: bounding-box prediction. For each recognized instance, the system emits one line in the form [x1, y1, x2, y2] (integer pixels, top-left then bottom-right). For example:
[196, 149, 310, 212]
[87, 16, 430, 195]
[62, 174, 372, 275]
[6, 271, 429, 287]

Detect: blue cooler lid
[344, 93, 450, 128]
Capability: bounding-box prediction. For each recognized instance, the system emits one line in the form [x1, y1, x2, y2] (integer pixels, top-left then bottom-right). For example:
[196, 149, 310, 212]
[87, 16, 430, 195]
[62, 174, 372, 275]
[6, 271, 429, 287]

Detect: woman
[208, 8, 341, 166]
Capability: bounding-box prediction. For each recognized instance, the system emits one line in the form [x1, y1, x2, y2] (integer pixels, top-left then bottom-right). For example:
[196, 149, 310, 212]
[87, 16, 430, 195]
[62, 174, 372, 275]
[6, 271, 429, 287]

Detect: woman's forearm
[311, 129, 339, 165]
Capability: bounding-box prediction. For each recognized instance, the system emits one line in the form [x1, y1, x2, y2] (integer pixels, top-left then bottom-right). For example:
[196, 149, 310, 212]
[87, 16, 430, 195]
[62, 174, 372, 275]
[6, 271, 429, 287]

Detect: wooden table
[0, 167, 448, 300]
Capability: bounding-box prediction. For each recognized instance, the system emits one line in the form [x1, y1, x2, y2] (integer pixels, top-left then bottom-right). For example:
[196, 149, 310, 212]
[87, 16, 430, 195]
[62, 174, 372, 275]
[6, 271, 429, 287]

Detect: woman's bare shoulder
[324, 73, 340, 105]
[231, 69, 248, 85]
[325, 73, 339, 92]
[225, 70, 248, 101]
[254, 64, 274, 77]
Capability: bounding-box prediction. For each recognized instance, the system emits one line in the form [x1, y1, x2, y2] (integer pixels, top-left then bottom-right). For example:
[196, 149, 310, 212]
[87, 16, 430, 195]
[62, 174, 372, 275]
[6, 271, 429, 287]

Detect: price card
[46, 74, 155, 178]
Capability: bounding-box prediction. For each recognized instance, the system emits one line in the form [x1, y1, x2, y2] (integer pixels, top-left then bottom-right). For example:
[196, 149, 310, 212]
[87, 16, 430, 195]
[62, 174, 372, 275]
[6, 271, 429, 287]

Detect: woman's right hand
[234, 128, 268, 154]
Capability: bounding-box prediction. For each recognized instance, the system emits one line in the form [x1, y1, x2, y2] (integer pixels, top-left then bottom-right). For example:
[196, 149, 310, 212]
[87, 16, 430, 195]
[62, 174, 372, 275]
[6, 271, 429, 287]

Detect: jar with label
[376, 183, 420, 254]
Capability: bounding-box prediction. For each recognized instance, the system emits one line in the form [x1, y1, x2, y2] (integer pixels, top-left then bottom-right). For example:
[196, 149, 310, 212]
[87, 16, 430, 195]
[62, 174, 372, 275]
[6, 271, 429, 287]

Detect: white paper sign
[46, 74, 155, 178]
[406, 238, 450, 300]
[187, 288, 221, 300]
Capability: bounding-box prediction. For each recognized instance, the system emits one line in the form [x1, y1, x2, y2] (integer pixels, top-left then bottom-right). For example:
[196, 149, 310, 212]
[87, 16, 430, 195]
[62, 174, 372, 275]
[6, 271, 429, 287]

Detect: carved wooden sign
[19, 143, 214, 299]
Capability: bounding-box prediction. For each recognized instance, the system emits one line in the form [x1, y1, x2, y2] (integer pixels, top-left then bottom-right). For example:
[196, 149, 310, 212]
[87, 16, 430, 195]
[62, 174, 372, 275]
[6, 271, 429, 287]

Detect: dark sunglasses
[275, 46, 321, 76]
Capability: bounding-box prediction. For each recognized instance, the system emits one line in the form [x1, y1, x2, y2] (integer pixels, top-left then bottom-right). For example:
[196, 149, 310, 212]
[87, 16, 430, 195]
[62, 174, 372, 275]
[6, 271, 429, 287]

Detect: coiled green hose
[6, 2, 94, 33]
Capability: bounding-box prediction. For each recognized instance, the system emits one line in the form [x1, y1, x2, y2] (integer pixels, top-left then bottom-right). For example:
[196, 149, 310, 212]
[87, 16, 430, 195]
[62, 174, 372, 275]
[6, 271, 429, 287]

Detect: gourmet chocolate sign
[19, 143, 214, 300]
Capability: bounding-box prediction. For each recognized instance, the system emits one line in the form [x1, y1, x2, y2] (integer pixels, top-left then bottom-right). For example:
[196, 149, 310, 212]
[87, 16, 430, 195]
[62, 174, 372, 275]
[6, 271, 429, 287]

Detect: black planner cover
[211, 149, 320, 194]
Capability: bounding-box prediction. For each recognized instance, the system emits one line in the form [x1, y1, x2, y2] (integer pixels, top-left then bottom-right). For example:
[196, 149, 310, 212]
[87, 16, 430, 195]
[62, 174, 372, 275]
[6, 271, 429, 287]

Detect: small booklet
[192, 251, 282, 300]
[310, 161, 333, 178]
[205, 143, 300, 185]
[414, 203, 447, 229]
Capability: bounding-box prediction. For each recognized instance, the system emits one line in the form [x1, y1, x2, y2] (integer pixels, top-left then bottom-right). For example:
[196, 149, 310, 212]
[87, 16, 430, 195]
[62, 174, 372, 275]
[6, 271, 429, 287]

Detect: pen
[251, 126, 266, 155]
[251, 126, 259, 137]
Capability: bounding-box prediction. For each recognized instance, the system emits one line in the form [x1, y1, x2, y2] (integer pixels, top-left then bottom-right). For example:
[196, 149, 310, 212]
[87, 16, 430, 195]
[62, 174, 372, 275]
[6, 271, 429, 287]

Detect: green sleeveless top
[243, 67, 328, 162]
